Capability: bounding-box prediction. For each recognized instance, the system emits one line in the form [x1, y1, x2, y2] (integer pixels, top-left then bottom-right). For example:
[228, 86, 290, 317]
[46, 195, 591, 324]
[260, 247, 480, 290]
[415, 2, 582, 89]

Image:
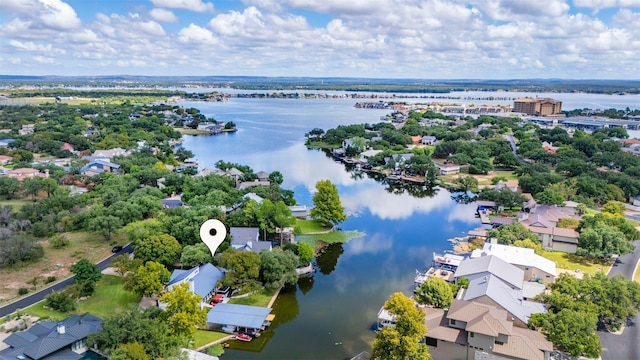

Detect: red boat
[236, 333, 252, 342]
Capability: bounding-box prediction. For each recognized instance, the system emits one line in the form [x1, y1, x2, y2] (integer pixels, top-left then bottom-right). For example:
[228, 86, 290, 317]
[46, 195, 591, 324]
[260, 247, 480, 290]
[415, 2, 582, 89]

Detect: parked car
[111, 245, 123, 253]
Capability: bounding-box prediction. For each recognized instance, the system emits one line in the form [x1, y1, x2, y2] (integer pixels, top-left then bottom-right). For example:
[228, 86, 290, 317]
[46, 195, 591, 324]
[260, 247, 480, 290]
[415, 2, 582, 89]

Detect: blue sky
[1, 0, 639, 79]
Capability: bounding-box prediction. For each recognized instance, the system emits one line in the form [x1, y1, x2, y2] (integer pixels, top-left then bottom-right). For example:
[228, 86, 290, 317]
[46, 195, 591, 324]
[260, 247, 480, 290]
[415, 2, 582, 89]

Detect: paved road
[0, 244, 132, 317]
[598, 240, 640, 360]
[502, 134, 530, 165]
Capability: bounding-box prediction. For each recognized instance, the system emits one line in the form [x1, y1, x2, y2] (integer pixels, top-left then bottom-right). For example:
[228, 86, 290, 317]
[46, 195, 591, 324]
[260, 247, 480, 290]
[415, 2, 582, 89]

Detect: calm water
[179, 94, 638, 359]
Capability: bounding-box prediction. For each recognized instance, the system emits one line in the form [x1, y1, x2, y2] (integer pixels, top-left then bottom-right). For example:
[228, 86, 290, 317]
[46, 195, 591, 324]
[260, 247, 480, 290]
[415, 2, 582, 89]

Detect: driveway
[0, 244, 132, 317]
[598, 240, 640, 360]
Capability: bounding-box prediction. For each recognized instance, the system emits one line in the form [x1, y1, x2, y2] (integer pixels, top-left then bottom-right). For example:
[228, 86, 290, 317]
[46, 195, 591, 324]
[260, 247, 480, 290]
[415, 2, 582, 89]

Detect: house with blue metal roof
[0, 314, 102, 360]
[166, 263, 225, 305]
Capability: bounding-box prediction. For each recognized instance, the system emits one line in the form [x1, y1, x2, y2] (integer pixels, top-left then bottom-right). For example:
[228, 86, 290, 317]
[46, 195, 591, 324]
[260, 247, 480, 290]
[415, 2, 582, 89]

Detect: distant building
[513, 98, 562, 116]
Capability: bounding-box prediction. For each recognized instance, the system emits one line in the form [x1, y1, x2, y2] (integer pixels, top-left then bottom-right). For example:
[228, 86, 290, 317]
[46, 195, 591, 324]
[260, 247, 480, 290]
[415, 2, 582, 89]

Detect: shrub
[50, 235, 70, 249]
[18, 288, 28, 296]
[206, 344, 224, 357]
[45, 276, 57, 284]
[45, 291, 76, 312]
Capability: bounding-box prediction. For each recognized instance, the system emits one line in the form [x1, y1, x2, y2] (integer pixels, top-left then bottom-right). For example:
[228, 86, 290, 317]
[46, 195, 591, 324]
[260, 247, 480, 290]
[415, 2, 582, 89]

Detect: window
[426, 337, 438, 347]
[470, 332, 475, 338]
[449, 319, 456, 325]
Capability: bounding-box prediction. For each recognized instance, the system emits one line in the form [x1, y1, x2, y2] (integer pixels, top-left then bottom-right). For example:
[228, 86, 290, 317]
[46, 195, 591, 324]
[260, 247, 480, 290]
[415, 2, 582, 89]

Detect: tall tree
[70, 258, 102, 296]
[260, 248, 299, 291]
[125, 261, 171, 297]
[372, 292, 432, 360]
[415, 277, 453, 308]
[159, 282, 208, 338]
[134, 234, 182, 267]
[311, 179, 347, 228]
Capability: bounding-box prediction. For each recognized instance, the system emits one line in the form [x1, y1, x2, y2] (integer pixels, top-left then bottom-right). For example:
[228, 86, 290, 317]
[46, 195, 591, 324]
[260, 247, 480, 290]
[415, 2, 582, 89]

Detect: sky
[1, 0, 639, 79]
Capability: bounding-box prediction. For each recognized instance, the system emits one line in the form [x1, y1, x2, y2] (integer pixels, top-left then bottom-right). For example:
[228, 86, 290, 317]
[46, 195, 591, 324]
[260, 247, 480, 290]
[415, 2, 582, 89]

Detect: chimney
[56, 323, 65, 334]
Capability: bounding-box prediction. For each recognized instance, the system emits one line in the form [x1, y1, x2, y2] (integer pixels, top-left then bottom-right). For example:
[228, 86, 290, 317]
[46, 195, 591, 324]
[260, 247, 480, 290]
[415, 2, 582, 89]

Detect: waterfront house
[424, 300, 552, 360]
[165, 263, 225, 307]
[0, 314, 102, 360]
[230, 227, 272, 253]
[470, 243, 556, 284]
[453, 256, 547, 326]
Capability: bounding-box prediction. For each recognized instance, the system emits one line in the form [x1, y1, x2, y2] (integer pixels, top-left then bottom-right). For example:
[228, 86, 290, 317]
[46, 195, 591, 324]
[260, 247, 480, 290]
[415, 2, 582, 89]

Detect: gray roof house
[230, 227, 272, 253]
[0, 314, 102, 360]
[454, 255, 524, 290]
[460, 274, 546, 327]
[166, 263, 225, 305]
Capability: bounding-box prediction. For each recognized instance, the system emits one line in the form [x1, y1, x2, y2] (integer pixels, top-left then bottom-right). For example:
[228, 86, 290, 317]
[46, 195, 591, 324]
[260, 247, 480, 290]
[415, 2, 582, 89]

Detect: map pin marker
[200, 219, 227, 257]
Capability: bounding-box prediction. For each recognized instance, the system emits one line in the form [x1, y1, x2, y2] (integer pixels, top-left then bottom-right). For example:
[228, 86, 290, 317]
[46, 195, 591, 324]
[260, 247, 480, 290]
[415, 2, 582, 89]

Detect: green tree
[89, 306, 182, 359]
[215, 250, 261, 292]
[45, 291, 76, 312]
[297, 242, 314, 265]
[311, 179, 347, 228]
[269, 170, 284, 185]
[110, 342, 150, 360]
[110, 254, 143, 277]
[453, 175, 478, 192]
[159, 282, 208, 338]
[577, 224, 634, 258]
[372, 292, 431, 360]
[134, 234, 182, 267]
[415, 277, 453, 308]
[530, 309, 601, 358]
[602, 201, 625, 217]
[486, 223, 539, 245]
[71, 258, 102, 297]
[88, 215, 123, 240]
[180, 243, 214, 267]
[126, 261, 171, 297]
[260, 248, 299, 291]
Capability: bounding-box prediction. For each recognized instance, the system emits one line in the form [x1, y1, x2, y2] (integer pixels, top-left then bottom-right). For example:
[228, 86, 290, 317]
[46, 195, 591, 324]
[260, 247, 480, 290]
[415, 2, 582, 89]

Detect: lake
[178, 93, 638, 359]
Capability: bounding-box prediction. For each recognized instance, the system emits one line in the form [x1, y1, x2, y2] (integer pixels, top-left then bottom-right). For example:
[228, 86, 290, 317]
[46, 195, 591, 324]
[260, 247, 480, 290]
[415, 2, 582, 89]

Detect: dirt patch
[0, 232, 114, 305]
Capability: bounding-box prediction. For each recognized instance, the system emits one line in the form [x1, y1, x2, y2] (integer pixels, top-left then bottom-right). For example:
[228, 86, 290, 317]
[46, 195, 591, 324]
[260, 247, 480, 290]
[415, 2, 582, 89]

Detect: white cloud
[33, 55, 54, 64]
[9, 40, 64, 54]
[150, 8, 179, 23]
[150, 0, 214, 13]
[574, 0, 640, 11]
[177, 24, 218, 44]
[1, 1, 639, 78]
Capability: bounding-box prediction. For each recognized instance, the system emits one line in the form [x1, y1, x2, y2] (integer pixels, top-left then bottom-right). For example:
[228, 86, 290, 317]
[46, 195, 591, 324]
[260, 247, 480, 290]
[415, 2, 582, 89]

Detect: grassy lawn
[76, 275, 140, 318]
[296, 230, 365, 247]
[540, 251, 609, 275]
[173, 128, 211, 135]
[0, 231, 114, 304]
[192, 330, 230, 348]
[23, 275, 139, 320]
[229, 289, 275, 307]
[296, 219, 328, 233]
[0, 199, 29, 211]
